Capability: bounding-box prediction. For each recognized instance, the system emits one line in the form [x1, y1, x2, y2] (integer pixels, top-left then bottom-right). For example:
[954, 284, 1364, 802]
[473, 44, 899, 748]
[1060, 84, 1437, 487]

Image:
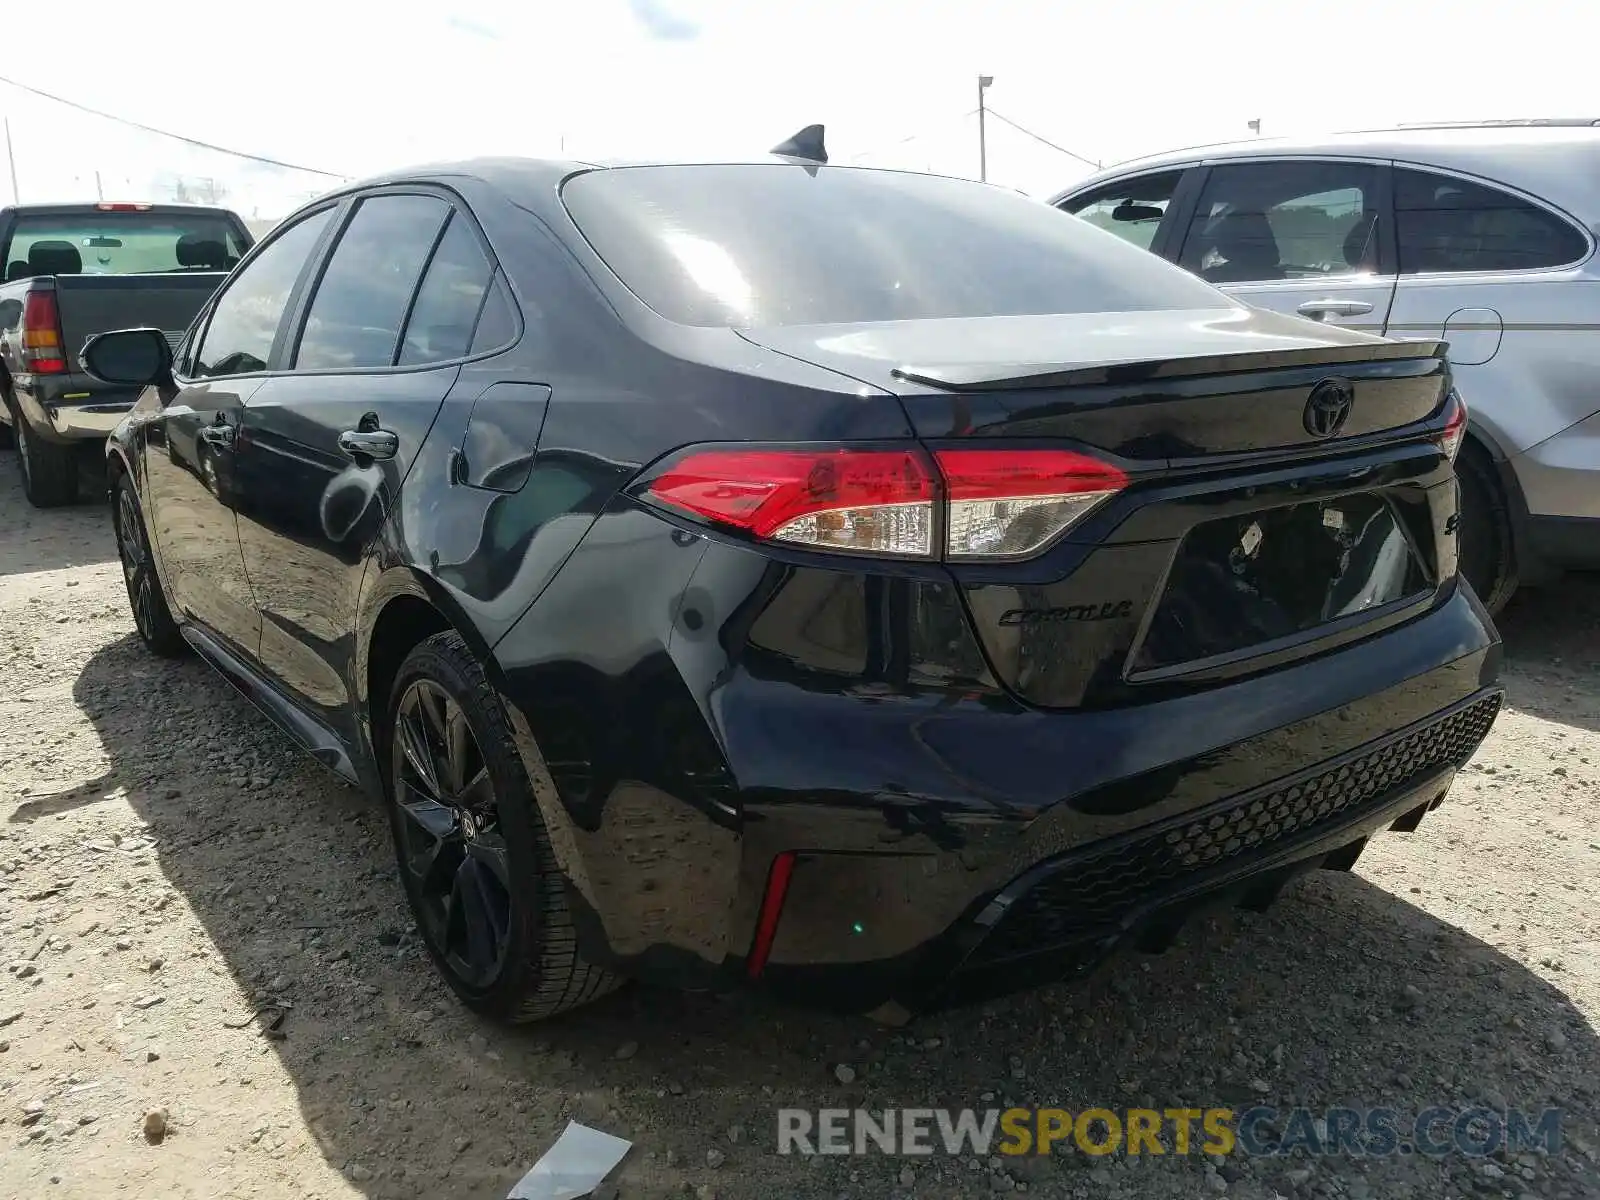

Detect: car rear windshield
[1, 210, 249, 281]
[560, 164, 1232, 328]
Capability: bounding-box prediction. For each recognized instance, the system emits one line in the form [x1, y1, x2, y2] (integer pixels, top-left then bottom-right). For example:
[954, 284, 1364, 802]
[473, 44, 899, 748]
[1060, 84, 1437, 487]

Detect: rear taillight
[641, 444, 1128, 560]
[1437, 391, 1467, 462]
[645, 448, 937, 557]
[21, 291, 66, 375]
[937, 448, 1128, 560]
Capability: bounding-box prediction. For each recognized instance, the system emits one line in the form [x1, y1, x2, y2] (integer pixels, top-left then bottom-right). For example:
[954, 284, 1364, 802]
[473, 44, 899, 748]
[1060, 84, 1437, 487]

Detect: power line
[850, 110, 980, 163]
[984, 108, 1102, 170]
[0, 74, 350, 179]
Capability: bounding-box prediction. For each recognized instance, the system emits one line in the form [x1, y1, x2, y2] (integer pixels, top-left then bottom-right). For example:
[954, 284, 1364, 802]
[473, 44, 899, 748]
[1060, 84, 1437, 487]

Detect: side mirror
[80, 328, 173, 387]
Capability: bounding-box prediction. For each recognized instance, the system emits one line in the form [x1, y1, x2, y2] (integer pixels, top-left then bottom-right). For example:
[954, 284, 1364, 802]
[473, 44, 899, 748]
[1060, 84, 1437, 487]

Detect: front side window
[1060, 171, 1184, 252]
[561, 164, 1231, 328]
[1394, 168, 1589, 274]
[1177, 160, 1382, 285]
[294, 194, 451, 371]
[192, 208, 333, 378]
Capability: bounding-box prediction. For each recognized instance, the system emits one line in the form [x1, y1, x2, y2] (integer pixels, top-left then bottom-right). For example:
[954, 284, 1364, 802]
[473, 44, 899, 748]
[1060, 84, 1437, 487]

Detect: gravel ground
[0, 451, 1597, 1200]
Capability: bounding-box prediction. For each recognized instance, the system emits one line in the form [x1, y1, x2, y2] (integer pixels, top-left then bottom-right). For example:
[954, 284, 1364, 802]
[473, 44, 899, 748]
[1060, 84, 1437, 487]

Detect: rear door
[235, 187, 503, 742]
[1383, 164, 1597, 454]
[1170, 158, 1398, 333]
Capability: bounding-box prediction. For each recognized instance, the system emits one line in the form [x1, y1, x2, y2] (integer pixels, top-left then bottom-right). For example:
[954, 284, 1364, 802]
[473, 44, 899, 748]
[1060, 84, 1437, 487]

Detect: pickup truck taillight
[21, 291, 67, 375]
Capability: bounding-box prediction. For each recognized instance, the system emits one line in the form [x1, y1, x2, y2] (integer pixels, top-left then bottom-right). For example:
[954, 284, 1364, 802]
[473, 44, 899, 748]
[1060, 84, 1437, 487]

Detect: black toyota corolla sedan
[81, 146, 1502, 1023]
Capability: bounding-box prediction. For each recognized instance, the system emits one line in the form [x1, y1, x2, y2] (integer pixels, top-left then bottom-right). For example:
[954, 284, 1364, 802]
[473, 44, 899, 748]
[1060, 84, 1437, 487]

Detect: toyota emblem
[1304, 378, 1355, 439]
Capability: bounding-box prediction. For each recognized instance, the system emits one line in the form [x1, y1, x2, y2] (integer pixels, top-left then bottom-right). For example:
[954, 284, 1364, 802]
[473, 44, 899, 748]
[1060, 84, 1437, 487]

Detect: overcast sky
[1, 0, 1591, 218]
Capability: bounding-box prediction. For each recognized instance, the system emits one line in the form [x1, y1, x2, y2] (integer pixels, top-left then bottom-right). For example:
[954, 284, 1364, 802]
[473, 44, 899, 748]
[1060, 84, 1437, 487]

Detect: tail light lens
[1437, 390, 1467, 462]
[937, 448, 1128, 560]
[642, 444, 1128, 560]
[21, 291, 66, 375]
[645, 448, 937, 557]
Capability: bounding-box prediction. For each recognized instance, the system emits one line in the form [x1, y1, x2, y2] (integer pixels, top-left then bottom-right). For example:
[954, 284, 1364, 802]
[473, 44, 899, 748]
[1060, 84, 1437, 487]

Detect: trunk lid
[736, 306, 1446, 460]
[739, 306, 1458, 711]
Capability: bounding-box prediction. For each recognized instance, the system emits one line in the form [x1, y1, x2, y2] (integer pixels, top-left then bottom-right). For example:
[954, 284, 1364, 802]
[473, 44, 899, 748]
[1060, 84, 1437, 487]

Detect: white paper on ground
[506, 1121, 633, 1200]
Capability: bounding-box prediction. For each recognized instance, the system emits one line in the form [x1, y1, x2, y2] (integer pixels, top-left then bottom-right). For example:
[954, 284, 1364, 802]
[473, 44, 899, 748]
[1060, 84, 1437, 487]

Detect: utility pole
[94, 170, 103, 201]
[1247, 118, 1262, 137]
[4, 118, 18, 204]
[977, 75, 994, 182]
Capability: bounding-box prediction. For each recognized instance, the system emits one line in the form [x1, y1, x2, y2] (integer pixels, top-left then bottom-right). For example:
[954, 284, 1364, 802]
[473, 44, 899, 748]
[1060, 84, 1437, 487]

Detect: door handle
[1296, 298, 1374, 320]
[338, 428, 399, 461]
[199, 423, 234, 448]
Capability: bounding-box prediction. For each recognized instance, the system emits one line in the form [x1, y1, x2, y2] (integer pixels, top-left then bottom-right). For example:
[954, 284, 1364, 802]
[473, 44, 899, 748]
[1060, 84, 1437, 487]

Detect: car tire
[112, 474, 186, 657]
[384, 631, 621, 1022]
[1455, 442, 1517, 617]
[15, 414, 78, 507]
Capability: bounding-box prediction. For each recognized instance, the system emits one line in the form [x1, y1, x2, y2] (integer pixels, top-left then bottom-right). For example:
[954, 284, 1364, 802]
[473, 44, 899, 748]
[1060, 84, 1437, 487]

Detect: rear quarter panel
[1385, 271, 1600, 455]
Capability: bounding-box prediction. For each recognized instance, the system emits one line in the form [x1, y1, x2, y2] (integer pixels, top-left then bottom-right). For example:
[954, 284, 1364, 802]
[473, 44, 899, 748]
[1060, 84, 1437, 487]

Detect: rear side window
[1060, 171, 1184, 252]
[397, 214, 494, 366]
[470, 275, 517, 354]
[1177, 160, 1382, 284]
[295, 194, 450, 371]
[1394, 168, 1588, 273]
[561, 165, 1230, 328]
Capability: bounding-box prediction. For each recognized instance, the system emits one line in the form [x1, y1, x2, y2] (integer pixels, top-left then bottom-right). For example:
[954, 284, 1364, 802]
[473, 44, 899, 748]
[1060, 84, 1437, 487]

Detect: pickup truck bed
[0, 201, 251, 506]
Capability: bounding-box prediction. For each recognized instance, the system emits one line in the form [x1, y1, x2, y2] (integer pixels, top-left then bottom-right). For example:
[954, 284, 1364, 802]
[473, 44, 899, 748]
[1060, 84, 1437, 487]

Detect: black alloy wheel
[113, 476, 184, 656]
[391, 675, 515, 990]
[384, 632, 619, 1021]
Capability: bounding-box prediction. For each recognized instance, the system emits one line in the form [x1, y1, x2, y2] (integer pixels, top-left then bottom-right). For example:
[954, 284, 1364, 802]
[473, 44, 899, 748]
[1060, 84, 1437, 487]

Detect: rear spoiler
[891, 339, 1448, 392]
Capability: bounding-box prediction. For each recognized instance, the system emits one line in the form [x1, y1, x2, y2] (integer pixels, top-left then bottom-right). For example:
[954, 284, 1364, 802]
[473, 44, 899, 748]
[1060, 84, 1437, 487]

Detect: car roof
[1053, 124, 1600, 223]
[321, 155, 1006, 224]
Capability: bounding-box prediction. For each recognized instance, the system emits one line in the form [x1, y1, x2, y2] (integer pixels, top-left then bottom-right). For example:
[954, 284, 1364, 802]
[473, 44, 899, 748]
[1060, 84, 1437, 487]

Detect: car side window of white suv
[1058, 171, 1185, 252]
[1176, 160, 1385, 285]
[1392, 167, 1589, 275]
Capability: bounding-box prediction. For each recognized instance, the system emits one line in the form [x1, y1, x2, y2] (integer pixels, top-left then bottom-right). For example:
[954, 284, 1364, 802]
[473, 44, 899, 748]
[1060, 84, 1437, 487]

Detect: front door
[1172, 158, 1398, 335]
[141, 206, 338, 661]
[140, 374, 261, 658]
[235, 191, 502, 743]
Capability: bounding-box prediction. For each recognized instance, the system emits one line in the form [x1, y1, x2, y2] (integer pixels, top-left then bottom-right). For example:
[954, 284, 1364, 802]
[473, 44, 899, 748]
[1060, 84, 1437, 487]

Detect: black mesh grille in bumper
[965, 691, 1503, 970]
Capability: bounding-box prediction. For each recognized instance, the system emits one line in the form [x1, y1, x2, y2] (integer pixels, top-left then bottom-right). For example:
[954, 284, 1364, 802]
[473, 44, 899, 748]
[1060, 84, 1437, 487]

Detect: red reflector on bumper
[747, 851, 798, 979]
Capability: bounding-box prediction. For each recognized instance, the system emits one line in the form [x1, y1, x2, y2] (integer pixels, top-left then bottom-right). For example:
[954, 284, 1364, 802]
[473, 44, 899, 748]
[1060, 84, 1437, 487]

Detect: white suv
[1052, 121, 1600, 613]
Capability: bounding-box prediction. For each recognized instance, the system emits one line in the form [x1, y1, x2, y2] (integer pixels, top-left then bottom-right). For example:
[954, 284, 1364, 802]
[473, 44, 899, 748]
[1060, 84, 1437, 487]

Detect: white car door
[1382, 164, 1599, 455]
[1173, 158, 1398, 334]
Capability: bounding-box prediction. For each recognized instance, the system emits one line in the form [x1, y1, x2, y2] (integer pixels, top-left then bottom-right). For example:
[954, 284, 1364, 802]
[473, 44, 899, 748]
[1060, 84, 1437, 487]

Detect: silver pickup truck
[0, 201, 253, 506]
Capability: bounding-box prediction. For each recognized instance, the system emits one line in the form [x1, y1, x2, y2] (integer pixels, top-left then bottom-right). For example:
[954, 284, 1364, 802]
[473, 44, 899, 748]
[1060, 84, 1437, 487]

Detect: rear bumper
[764, 689, 1499, 1014]
[504, 549, 1502, 1012]
[12, 373, 139, 443]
